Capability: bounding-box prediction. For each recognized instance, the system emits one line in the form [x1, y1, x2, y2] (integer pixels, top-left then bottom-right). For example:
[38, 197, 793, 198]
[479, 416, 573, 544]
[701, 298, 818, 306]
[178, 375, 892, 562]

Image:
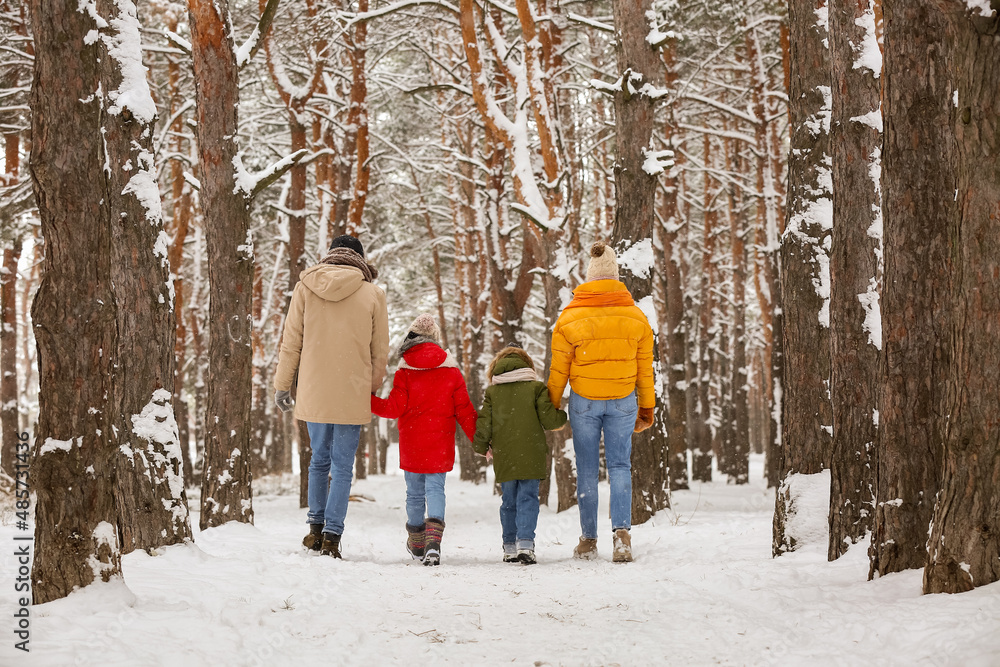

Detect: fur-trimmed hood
[487, 346, 536, 380]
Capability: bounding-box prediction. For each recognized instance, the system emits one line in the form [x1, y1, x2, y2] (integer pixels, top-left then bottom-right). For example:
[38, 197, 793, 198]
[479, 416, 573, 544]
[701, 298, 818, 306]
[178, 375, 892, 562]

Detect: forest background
[1, 0, 998, 607]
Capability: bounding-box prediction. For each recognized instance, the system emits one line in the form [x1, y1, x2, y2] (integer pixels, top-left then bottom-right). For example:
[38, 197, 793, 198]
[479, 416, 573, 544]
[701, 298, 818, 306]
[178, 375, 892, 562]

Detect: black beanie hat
[329, 234, 365, 258]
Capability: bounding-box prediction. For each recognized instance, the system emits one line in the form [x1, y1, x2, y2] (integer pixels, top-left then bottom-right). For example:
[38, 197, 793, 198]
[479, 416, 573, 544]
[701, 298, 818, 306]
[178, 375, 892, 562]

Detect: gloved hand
[275, 390, 294, 414]
[634, 406, 654, 433]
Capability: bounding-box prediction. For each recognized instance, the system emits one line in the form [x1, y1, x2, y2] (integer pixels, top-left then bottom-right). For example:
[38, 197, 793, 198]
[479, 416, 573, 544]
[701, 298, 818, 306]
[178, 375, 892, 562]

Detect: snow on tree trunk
[827, 0, 882, 561]
[774, 0, 833, 557]
[924, 2, 1000, 595]
[610, 0, 670, 521]
[870, 0, 952, 578]
[188, 0, 254, 530]
[97, 0, 192, 552]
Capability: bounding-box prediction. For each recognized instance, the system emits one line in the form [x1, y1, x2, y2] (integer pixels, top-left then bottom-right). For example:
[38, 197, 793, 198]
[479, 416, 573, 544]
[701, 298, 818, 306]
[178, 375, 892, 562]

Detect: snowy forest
[0, 0, 999, 663]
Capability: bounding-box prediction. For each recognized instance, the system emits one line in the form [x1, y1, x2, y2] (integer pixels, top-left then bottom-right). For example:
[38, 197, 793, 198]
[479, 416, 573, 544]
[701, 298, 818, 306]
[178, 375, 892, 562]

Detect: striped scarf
[320, 247, 378, 282]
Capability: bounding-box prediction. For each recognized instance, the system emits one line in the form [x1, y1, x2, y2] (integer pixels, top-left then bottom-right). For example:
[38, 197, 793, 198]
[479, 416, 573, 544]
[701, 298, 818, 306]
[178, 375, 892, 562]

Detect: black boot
[302, 524, 323, 551]
[320, 532, 342, 558]
[423, 519, 445, 566]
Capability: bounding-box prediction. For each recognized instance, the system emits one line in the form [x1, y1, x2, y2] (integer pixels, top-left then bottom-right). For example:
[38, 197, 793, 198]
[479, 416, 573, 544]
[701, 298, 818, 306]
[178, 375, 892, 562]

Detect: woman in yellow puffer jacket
[547, 241, 655, 564]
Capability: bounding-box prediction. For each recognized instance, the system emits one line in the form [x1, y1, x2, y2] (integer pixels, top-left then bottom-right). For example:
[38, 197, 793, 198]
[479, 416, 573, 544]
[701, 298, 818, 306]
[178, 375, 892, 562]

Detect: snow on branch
[590, 69, 669, 101]
[233, 149, 310, 201]
[342, 0, 460, 29]
[236, 0, 281, 68]
[162, 28, 191, 55]
[646, 8, 681, 49]
[680, 91, 759, 125]
[566, 12, 613, 32]
[642, 147, 675, 176]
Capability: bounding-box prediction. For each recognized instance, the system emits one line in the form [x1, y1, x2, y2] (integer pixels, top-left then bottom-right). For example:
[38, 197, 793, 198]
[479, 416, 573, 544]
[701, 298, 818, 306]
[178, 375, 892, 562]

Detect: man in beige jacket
[274, 235, 389, 558]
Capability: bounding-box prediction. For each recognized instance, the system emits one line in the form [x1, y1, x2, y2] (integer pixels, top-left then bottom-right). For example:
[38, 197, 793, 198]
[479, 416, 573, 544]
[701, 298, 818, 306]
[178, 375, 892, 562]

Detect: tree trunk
[774, 0, 833, 556]
[923, 3, 1000, 595]
[188, 0, 255, 530]
[660, 44, 689, 490]
[29, 0, 122, 603]
[166, 15, 194, 489]
[827, 0, 882, 561]
[727, 135, 750, 486]
[610, 0, 670, 522]
[869, 0, 953, 578]
[101, 0, 191, 554]
[696, 141, 717, 481]
[0, 223, 21, 479]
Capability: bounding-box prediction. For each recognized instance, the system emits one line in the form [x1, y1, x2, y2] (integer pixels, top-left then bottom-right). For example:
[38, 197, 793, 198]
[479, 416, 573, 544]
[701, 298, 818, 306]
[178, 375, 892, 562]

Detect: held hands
[474, 448, 494, 464]
[275, 390, 294, 414]
[634, 406, 654, 433]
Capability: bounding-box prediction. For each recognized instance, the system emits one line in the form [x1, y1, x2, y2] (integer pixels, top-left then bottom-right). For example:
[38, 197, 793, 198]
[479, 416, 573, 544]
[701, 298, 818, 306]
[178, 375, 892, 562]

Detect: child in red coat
[371, 314, 478, 565]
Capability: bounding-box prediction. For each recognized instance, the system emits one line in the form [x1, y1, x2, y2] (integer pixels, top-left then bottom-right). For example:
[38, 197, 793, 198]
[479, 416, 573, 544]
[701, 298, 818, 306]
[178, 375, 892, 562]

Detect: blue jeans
[306, 422, 362, 535]
[404, 471, 447, 526]
[500, 479, 541, 550]
[569, 391, 637, 539]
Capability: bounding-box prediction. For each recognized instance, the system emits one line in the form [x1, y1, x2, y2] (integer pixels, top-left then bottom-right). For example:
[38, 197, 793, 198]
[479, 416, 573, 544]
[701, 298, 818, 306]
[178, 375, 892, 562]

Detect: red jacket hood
[401, 342, 450, 369]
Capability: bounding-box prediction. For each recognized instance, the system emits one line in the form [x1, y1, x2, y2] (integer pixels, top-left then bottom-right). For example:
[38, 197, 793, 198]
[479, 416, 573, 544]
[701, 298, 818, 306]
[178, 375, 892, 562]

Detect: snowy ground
[3, 455, 999, 666]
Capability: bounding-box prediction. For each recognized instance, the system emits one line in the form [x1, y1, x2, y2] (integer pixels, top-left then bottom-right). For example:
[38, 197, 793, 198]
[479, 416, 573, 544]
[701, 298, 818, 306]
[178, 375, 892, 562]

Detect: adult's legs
[403, 471, 427, 526]
[323, 423, 362, 535]
[569, 392, 603, 540]
[306, 422, 334, 527]
[602, 392, 637, 532]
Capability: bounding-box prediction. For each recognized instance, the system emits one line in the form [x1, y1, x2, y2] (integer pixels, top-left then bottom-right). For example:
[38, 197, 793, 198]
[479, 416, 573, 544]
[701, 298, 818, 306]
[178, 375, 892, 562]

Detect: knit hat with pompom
[407, 313, 441, 343]
[585, 241, 619, 282]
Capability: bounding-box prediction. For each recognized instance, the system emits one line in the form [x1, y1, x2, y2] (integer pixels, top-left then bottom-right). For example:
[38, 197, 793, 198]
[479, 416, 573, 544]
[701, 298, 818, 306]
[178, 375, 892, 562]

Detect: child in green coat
[473, 345, 568, 564]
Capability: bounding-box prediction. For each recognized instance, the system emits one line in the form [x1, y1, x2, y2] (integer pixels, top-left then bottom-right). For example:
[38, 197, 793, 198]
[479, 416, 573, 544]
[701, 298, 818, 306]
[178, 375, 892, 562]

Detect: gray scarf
[320, 247, 378, 282]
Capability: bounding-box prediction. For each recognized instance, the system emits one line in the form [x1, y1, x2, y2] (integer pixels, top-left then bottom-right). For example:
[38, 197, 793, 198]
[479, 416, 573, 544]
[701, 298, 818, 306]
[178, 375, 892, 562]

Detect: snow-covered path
[4, 457, 999, 666]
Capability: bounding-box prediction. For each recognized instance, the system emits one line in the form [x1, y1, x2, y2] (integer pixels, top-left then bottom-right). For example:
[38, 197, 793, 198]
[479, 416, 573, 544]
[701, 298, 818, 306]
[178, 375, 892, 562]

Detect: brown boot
[573, 536, 598, 560]
[612, 529, 633, 563]
[406, 523, 426, 560]
[320, 532, 342, 558]
[302, 524, 323, 551]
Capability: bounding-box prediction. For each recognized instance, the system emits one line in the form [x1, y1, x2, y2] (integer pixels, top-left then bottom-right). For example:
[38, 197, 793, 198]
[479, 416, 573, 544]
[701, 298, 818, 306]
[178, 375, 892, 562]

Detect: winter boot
[612, 529, 633, 563]
[320, 532, 342, 559]
[573, 536, 598, 560]
[503, 543, 518, 563]
[302, 523, 323, 552]
[423, 518, 445, 566]
[406, 523, 426, 560]
[517, 549, 537, 565]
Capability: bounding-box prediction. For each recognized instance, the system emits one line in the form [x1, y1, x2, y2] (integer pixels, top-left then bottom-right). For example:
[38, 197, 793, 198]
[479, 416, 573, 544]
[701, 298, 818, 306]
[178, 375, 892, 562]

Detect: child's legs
[424, 472, 447, 522]
[514, 479, 541, 550]
[499, 480, 518, 545]
[403, 471, 427, 526]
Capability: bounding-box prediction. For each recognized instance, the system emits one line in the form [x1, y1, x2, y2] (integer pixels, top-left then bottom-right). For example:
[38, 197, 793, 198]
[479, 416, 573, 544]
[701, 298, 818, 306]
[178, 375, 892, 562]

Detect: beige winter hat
[585, 241, 619, 282]
[407, 313, 441, 343]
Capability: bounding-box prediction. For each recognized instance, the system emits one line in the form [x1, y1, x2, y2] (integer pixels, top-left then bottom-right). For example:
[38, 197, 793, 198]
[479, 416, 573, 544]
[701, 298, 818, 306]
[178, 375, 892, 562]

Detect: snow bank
[14, 458, 1000, 665]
